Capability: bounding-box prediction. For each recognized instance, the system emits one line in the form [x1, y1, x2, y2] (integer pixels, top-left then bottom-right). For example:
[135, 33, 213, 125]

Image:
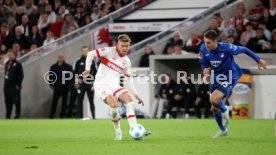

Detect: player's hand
[203, 74, 211, 84]
[82, 70, 90, 77]
[258, 59, 267, 69]
[135, 95, 144, 106]
[203, 67, 211, 75]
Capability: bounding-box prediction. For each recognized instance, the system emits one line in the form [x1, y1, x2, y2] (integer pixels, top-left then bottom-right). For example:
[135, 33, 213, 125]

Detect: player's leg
[210, 89, 227, 113]
[117, 92, 137, 127]
[211, 83, 233, 127]
[118, 91, 151, 137]
[94, 82, 122, 140]
[104, 94, 122, 140]
[211, 105, 228, 138]
[210, 90, 227, 128]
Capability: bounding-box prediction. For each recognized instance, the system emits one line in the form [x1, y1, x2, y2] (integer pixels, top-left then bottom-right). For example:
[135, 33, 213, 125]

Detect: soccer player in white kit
[82, 34, 149, 140]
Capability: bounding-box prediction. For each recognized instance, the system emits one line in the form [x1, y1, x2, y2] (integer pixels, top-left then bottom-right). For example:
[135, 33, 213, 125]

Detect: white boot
[222, 107, 230, 127]
[212, 128, 228, 139]
[114, 129, 122, 141]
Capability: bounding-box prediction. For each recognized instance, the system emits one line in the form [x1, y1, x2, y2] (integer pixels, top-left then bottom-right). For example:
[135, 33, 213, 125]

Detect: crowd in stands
[0, 0, 133, 67]
[143, 0, 276, 119]
[139, 0, 276, 68]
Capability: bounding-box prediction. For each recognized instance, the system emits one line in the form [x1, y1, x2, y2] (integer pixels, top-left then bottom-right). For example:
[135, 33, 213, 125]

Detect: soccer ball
[129, 124, 146, 140]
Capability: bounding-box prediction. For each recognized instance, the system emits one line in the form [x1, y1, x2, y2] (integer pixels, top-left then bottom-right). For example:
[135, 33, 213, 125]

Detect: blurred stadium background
[1, 0, 276, 119]
[0, 0, 276, 154]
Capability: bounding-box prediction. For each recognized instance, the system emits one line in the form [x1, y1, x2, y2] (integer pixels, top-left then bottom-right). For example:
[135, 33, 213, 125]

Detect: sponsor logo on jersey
[101, 58, 123, 73]
[107, 62, 122, 73]
[210, 61, 221, 67]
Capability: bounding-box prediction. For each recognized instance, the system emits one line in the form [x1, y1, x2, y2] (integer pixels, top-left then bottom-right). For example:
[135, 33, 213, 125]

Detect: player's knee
[105, 95, 119, 108]
[119, 92, 132, 103]
[209, 96, 219, 105]
[211, 105, 219, 113]
[109, 102, 118, 108]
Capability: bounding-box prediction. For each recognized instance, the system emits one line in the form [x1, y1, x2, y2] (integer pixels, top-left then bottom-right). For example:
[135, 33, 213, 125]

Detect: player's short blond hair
[117, 34, 131, 43]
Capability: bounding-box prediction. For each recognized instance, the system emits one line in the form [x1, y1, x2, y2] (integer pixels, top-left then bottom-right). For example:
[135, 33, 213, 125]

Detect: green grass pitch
[0, 119, 275, 155]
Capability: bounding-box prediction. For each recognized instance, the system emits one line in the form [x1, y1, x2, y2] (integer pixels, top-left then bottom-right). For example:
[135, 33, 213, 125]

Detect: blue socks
[215, 100, 227, 113]
[214, 111, 226, 131]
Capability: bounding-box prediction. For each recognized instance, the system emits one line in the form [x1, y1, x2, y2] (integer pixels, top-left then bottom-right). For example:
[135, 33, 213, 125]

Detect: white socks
[125, 102, 137, 127]
[110, 108, 121, 130]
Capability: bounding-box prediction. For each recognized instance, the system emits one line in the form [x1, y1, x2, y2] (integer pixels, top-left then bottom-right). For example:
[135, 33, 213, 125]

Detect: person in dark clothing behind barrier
[139, 44, 155, 67]
[66, 60, 78, 118]
[162, 31, 183, 54]
[74, 46, 97, 119]
[48, 53, 73, 118]
[4, 50, 24, 119]
[194, 80, 211, 119]
[161, 74, 177, 119]
[172, 73, 196, 119]
[150, 74, 172, 119]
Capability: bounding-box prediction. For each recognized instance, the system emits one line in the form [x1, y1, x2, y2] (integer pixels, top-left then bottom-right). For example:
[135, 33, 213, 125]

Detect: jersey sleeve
[96, 47, 112, 58]
[199, 45, 210, 71]
[124, 59, 132, 77]
[228, 43, 260, 62]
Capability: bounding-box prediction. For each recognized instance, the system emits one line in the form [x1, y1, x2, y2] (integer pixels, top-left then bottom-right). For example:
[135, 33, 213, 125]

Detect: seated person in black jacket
[154, 74, 177, 119]
[169, 73, 196, 118]
[150, 74, 176, 119]
[162, 31, 183, 54]
[247, 28, 271, 53]
[139, 44, 155, 67]
[194, 79, 211, 118]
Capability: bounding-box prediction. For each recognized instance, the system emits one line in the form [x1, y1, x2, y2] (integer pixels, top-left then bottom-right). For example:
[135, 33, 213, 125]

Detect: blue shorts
[210, 80, 238, 98]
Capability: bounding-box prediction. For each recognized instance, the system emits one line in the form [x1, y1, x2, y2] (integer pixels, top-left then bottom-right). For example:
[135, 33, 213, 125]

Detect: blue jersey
[199, 42, 260, 81]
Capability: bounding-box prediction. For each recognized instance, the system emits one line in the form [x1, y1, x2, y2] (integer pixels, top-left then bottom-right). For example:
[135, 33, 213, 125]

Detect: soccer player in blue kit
[199, 30, 267, 138]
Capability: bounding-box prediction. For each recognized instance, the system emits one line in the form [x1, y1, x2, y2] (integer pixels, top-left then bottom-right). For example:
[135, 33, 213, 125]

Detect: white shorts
[94, 81, 127, 100]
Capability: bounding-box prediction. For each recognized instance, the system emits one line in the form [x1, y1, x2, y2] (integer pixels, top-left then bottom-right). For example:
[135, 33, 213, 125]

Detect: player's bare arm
[125, 75, 144, 106]
[82, 49, 97, 77]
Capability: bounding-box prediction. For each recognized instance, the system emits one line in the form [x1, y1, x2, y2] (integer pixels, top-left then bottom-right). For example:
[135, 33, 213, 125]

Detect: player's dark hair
[204, 30, 218, 41]
[117, 34, 131, 43]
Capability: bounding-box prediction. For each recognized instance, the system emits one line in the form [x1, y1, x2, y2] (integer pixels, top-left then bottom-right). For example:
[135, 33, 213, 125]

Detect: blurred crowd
[0, 0, 133, 67]
[139, 0, 276, 68]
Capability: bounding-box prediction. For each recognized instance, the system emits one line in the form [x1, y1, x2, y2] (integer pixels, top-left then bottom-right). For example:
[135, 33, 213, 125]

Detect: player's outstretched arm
[126, 76, 144, 106]
[229, 44, 267, 70]
[82, 50, 97, 76]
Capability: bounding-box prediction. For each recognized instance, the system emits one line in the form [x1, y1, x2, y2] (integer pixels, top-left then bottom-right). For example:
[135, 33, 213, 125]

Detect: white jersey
[93, 46, 132, 84]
